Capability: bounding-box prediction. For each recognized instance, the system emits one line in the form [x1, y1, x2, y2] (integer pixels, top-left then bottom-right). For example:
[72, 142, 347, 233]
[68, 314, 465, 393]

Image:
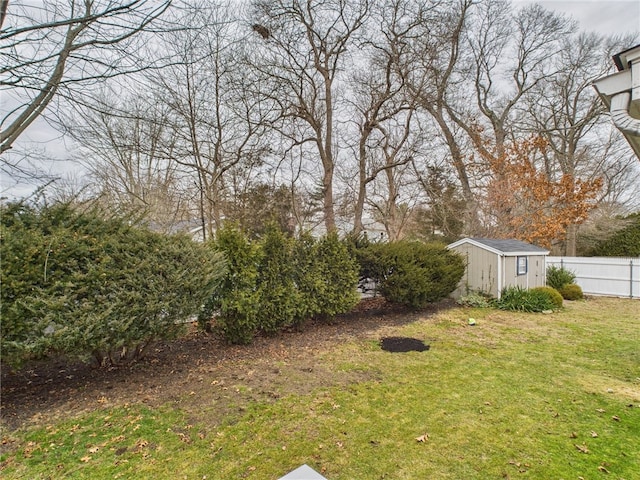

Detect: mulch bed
[380, 337, 430, 352]
[0, 297, 453, 432]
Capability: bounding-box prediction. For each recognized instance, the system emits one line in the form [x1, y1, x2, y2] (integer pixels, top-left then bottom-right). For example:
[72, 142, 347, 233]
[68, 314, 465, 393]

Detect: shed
[447, 238, 549, 299]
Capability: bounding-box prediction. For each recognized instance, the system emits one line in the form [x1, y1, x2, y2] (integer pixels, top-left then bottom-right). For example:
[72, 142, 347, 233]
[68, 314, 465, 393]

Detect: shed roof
[447, 237, 549, 256]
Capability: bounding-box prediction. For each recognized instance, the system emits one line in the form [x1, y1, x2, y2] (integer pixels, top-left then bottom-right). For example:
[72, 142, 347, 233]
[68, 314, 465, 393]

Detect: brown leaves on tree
[482, 136, 602, 248]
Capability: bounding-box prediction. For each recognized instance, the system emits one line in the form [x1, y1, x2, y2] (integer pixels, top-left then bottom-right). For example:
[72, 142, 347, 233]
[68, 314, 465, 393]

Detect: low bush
[531, 286, 563, 309]
[457, 291, 493, 308]
[495, 286, 559, 312]
[356, 240, 464, 309]
[558, 283, 584, 300]
[546, 265, 576, 290]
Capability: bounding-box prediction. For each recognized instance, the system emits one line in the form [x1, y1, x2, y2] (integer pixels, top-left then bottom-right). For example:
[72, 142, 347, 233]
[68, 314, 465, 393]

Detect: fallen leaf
[612, 415, 620, 422]
[415, 434, 429, 442]
[598, 465, 610, 473]
[88, 446, 99, 453]
[596, 408, 605, 413]
[569, 432, 578, 439]
[590, 431, 598, 438]
[80, 456, 91, 462]
[574, 444, 589, 454]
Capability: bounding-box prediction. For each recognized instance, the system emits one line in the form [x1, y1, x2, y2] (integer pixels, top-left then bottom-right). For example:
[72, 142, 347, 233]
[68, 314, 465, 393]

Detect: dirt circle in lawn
[380, 336, 430, 352]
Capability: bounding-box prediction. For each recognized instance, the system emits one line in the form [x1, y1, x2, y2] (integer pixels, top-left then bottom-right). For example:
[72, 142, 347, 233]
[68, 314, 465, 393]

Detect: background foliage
[588, 213, 640, 257]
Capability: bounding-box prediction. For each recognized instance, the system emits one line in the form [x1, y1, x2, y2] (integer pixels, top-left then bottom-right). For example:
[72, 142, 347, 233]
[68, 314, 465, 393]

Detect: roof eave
[447, 238, 549, 256]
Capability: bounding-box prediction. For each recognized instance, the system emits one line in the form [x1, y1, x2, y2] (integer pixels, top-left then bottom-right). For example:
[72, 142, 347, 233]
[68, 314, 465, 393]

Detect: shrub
[496, 286, 559, 312]
[200, 224, 260, 344]
[358, 241, 464, 308]
[203, 226, 360, 343]
[255, 224, 301, 334]
[457, 291, 493, 308]
[531, 286, 563, 309]
[311, 232, 360, 318]
[558, 283, 584, 300]
[546, 265, 576, 290]
[1, 202, 226, 368]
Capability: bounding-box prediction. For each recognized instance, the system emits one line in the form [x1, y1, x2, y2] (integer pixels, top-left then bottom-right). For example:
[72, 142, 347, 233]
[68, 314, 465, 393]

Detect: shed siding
[448, 239, 548, 299]
[452, 243, 499, 298]
[502, 255, 546, 291]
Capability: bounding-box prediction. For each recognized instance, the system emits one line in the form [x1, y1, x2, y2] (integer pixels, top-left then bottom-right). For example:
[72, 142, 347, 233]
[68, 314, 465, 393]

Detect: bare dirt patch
[1, 298, 453, 432]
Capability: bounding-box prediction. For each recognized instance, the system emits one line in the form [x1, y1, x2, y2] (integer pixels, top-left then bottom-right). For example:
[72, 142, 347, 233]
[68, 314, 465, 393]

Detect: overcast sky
[2, 0, 640, 199]
[520, 0, 640, 36]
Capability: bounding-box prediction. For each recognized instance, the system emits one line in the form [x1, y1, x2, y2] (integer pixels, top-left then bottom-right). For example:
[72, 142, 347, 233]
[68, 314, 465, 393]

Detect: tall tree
[402, 0, 477, 232]
[523, 32, 639, 254]
[144, 1, 274, 239]
[249, 0, 371, 232]
[62, 90, 189, 232]
[348, 0, 424, 236]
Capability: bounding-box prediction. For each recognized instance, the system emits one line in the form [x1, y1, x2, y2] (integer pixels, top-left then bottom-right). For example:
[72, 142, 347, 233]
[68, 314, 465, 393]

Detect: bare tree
[401, 0, 479, 233]
[62, 90, 190, 232]
[249, 0, 371, 232]
[143, 1, 275, 239]
[0, 0, 171, 156]
[347, 0, 426, 236]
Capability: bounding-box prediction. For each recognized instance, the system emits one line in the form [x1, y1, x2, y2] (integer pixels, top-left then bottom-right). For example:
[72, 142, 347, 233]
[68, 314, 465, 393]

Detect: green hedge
[354, 240, 464, 308]
[198, 223, 261, 344]
[201, 225, 360, 344]
[1, 202, 226, 368]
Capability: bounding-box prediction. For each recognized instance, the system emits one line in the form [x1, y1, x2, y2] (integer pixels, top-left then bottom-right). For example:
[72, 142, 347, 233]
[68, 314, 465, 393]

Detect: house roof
[447, 237, 549, 256]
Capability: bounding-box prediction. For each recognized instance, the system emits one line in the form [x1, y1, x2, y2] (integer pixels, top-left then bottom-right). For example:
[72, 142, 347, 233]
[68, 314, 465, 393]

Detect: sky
[2, 0, 640, 200]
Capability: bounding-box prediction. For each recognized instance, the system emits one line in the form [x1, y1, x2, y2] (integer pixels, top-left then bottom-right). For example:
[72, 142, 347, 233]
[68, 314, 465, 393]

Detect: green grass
[2, 297, 639, 479]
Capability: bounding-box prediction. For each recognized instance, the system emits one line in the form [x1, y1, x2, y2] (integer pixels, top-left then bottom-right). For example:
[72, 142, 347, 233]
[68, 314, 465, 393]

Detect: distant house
[447, 238, 549, 299]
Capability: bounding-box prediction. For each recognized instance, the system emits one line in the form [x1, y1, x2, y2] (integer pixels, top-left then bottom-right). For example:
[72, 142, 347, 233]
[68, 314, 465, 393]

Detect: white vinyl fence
[546, 256, 640, 299]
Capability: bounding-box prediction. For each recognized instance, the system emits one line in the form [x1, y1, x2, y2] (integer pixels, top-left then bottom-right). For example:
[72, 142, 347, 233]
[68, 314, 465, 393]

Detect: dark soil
[0, 298, 453, 433]
[380, 337, 430, 352]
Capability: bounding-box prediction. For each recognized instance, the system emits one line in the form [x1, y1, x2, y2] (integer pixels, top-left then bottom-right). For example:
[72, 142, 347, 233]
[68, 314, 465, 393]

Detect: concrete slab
[278, 464, 328, 480]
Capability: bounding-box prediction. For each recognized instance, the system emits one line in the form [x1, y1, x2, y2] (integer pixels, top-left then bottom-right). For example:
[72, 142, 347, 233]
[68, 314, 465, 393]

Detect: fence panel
[546, 256, 640, 299]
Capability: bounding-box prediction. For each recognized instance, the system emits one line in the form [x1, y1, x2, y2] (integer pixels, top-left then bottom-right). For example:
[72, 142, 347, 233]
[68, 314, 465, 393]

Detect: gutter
[592, 44, 640, 159]
[610, 92, 640, 136]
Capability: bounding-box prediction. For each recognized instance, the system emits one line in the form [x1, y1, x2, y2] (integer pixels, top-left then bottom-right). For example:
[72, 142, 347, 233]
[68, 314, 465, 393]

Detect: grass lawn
[1, 297, 638, 479]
